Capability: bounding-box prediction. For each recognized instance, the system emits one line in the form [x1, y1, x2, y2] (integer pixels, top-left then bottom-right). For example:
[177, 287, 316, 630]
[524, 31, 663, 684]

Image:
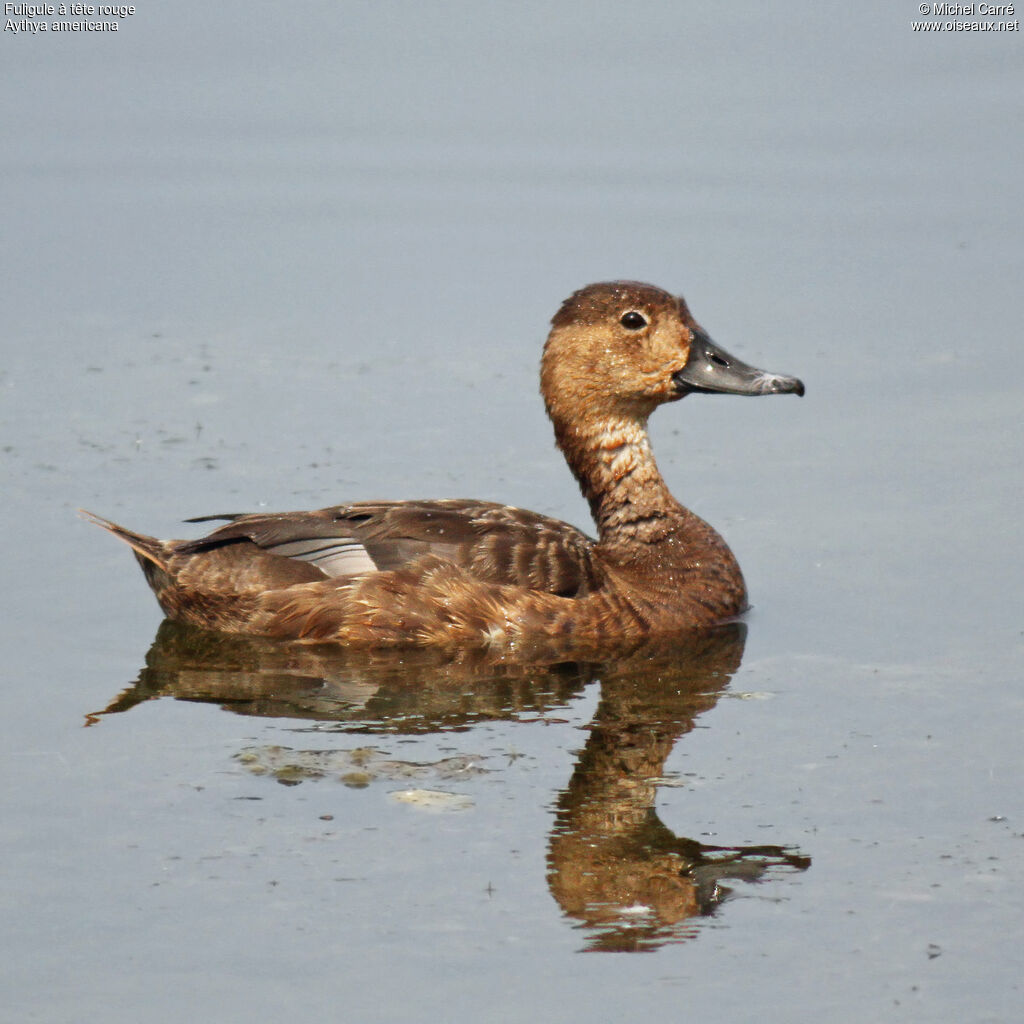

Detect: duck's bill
[672, 330, 805, 397]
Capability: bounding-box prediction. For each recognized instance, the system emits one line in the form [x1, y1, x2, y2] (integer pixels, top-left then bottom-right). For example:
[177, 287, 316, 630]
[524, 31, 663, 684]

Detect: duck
[84, 281, 803, 651]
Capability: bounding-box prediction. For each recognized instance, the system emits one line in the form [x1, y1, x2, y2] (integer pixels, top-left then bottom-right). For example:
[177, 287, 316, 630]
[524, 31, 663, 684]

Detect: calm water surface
[2, 3, 1021, 1022]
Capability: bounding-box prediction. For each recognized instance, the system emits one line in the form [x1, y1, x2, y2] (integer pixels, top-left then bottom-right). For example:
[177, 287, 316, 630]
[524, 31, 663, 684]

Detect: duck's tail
[79, 510, 170, 570]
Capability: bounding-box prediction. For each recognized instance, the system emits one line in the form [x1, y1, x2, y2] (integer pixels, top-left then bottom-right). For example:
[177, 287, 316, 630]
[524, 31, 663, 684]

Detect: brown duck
[85, 281, 803, 650]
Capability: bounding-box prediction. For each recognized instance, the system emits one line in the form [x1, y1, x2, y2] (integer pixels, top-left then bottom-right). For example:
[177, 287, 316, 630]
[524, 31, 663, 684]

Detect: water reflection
[548, 630, 810, 952]
[91, 621, 810, 950]
[90, 620, 593, 731]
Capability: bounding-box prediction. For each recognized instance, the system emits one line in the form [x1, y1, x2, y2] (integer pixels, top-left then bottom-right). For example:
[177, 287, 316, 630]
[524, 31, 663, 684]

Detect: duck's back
[178, 500, 604, 598]
[86, 501, 623, 645]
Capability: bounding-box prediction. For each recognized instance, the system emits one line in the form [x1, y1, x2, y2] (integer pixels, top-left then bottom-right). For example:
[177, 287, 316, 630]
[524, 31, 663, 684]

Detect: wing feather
[174, 499, 602, 595]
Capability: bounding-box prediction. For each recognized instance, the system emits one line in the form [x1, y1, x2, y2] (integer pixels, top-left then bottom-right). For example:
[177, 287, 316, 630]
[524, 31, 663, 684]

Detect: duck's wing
[178, 499, 602, 598]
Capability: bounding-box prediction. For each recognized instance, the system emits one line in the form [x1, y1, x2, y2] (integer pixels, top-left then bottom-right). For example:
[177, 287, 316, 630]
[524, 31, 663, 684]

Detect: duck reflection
[91, 620, 809, 949]
[91, 620, 595, 731]
[547, 628, 809, 951]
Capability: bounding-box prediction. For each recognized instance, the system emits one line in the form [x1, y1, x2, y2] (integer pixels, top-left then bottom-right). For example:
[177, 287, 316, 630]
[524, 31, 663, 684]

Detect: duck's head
[541, 281, 804, 427]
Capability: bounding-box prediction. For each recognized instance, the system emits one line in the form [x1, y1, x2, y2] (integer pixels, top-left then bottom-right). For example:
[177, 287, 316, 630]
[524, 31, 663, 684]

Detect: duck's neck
[555, 412, 691, 546]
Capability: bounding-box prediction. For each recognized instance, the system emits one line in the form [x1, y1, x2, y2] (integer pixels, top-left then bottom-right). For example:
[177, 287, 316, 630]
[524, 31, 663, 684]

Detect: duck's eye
[619, 311, 648, 330]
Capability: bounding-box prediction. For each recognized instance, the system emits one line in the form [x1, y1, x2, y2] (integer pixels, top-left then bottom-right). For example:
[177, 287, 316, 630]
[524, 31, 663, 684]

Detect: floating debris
[388, 789, 474, 812]
[234, 744, 487, 787]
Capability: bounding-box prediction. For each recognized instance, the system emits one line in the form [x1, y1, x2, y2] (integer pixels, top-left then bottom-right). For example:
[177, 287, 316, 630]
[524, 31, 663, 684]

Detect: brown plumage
[84, 281, 803, 651]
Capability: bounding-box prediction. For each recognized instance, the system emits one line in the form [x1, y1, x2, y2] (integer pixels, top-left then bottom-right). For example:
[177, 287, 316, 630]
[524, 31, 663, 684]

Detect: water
[2, 3, 1021, 1022]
